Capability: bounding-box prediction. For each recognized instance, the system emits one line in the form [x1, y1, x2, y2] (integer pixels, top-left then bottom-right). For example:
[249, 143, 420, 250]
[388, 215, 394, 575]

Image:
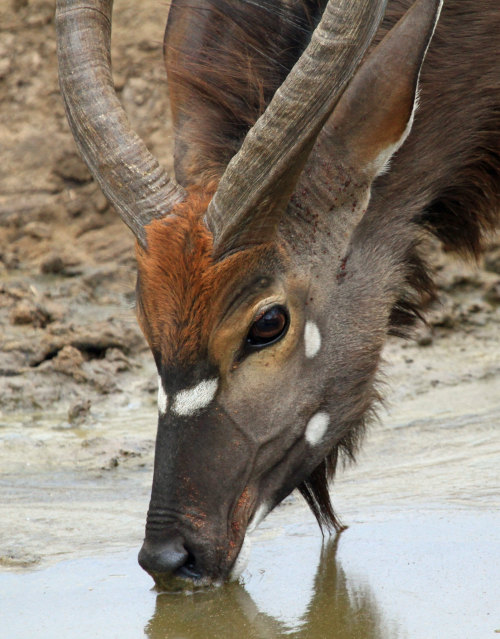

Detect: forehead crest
[134, 194, 278, 370]
[135, 196, 216, 367]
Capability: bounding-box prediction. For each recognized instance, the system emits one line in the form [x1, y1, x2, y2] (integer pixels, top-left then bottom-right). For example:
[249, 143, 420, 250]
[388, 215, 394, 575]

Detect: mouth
[139, 495, 270, 590]
[143, 531, 254, 592]
[151, 569, 223, 593]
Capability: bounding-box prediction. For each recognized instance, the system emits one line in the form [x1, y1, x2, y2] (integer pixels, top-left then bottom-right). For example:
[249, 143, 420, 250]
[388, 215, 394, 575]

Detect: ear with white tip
[316, 0, 443, 181]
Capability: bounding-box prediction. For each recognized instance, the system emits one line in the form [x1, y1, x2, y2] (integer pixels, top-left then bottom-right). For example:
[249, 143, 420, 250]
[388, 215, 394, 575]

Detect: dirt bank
[0, 0, 179, 417]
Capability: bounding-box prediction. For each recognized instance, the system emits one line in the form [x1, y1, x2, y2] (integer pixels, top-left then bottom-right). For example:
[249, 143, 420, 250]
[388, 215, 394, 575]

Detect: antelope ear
[164, 0, 307, 188]
[323, 0, 443, 179]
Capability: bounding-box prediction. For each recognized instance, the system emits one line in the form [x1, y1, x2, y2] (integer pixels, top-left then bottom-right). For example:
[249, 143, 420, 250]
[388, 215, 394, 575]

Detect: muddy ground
[0, 0, 177, 414]
[0, 0, 499, 573]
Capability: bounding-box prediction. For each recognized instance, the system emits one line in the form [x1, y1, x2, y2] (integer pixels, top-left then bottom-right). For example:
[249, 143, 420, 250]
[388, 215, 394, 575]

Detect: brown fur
[135, 189, 215, 370]
[160, 0, 500, 530]
[135, 188, 278, 387]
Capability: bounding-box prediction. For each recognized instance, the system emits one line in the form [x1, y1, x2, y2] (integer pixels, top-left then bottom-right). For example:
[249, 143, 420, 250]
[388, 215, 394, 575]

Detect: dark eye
[246, 305, 289, 348]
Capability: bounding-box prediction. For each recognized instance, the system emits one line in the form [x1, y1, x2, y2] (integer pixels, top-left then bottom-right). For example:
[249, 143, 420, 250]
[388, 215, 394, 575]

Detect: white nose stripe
[304, 320, 321, 358]
[157, 376, 168, 415]
[305, 412, 329, 445]
[172, 378, 219, 416]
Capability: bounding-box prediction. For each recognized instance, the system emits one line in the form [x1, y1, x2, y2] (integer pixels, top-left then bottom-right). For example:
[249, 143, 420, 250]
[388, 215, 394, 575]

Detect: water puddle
[1, 508, 499, 639]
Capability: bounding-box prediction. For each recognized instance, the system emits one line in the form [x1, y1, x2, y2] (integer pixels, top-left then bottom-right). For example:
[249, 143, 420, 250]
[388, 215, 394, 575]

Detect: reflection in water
[145, 537, 390, 639]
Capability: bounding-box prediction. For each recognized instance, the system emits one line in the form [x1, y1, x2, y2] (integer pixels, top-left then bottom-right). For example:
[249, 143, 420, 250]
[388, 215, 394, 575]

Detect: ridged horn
[56, 0, 186, 249]
[206, 0, 388, 258]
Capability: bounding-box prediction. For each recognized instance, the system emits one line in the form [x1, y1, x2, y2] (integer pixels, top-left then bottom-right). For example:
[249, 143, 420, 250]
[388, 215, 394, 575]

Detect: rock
[68, 398, 91, 424]
[49, 345, 86, 381]
[416, 329, 433, 347]
[40, 252, 82, 276]
[40, 253, 65, 274]
[428, 298, 457, 329]
[9, 301, 34, 325]
[105, 347, 132, 372]
[24, 221, 51, 240]
[54, 151, 92, 184]
[9, 299, 55, 328]
[483, 280, 500, 306]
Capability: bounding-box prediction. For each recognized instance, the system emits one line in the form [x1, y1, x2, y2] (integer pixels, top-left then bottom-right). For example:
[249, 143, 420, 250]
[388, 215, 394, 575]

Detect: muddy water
[1, 328, 499, 638]
[1, 509, 499, 639]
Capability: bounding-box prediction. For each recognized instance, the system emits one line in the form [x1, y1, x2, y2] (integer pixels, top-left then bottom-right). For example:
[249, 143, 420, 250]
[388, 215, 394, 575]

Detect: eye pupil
[254, 308, 284, 337]
[247, 306, 289, 348]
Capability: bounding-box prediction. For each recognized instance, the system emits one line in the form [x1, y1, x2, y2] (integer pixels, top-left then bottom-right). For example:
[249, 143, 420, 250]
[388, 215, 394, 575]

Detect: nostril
[138, 537, 202, 581]
[138, 536, 188, 575]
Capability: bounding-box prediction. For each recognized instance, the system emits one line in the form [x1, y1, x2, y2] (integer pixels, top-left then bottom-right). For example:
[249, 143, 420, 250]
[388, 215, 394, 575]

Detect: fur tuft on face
[135, 189, 216, 368]
[299, 381, 382, 532]
[135, 189, 281, 377]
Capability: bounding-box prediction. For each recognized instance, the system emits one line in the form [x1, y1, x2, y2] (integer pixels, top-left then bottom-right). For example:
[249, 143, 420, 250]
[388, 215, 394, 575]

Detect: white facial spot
[305, 412, 330, 446]
[172, 378, 219, 416]
[229, 535, 252, 581]
[247, 503, 269, 535]
[157, 376, 168, 415]
[304, 320, 321, 358]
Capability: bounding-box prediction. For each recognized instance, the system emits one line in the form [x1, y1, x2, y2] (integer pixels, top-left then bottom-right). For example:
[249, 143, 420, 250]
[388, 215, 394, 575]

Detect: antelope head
[57, 0, 442, 585]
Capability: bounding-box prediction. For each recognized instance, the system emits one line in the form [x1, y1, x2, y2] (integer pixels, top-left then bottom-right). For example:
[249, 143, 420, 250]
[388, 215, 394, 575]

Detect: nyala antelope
[57, 0, 500, 586]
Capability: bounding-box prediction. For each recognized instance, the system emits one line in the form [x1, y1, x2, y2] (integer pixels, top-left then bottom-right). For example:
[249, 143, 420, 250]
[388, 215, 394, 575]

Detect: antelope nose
[138, 536, 201, 580]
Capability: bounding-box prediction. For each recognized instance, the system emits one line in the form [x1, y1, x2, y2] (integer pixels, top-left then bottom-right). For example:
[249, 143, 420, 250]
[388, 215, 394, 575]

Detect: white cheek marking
[305, 412, 330, 446]
[229, 536, 252, 581]
[172, 378, 219, 416]
[157, 376, 168, 415]
[247, 503, 269, 534]
[304, 320, 321, 358]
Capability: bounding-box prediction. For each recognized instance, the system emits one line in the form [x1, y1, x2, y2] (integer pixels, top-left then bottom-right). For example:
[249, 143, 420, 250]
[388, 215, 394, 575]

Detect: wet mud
[1, 1, 499, 638]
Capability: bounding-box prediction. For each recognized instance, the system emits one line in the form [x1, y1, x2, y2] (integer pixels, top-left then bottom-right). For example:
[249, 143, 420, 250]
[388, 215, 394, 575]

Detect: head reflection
[145, 536, 388, 639]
